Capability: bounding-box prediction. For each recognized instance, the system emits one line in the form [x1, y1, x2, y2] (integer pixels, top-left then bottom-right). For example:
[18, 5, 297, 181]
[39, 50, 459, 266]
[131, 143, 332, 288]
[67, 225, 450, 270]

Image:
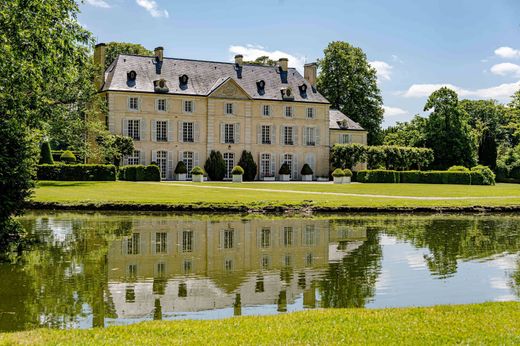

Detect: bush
[357, 170, 399, 183]
[332, 168, 345, 177]
[330, 143, 366, 169]
[119, 165, 161, 181]
[37, 164, 116, 181]
[301, 163, 313, 176]
[471, 165, 496, 185]
[144, 165, 161, 181]
[343, 169, 353, 177]
[39, 141, 54, 165]
[231, 166, 244, 175]
[238, 150, 257, 181]
[174, 161, 187, 174]
[279, 162, 291, 175]
[448, 166, 469, 172]
[204, 150, 226, 181]
[60, 150, 77, 164]
[191, 166, 204, 175]
[357, 169, 492, 185]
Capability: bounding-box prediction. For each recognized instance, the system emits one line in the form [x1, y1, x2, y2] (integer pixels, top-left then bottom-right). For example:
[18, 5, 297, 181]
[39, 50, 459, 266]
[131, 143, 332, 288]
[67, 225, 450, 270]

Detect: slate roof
[329, 109, 365, 131]
[102, 54, 329, 104]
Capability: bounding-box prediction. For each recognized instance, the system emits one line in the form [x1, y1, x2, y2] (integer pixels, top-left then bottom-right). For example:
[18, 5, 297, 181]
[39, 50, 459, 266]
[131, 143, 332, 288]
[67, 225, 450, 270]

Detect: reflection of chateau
[107, 219, 366, 318]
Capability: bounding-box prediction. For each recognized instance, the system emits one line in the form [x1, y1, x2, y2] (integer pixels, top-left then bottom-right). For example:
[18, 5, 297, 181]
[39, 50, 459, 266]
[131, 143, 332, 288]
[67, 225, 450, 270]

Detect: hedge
[119, 165, 161, 181]
[357, 169, 493, 185]
[37, 164, 116, 181]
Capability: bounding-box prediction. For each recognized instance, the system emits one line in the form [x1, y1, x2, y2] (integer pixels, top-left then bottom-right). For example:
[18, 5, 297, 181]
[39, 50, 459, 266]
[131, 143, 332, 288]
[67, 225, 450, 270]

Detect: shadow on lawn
[36, 181, 101, 187]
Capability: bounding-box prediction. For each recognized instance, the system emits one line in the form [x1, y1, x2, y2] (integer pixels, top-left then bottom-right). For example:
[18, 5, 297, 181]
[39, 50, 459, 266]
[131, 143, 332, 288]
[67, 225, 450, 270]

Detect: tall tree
[383, 115, 428, 147]
[103, 42, 152, 69]
[317, 41, 384, 145]
[0, 0, 93, 246]
[423, 88, 477, 169]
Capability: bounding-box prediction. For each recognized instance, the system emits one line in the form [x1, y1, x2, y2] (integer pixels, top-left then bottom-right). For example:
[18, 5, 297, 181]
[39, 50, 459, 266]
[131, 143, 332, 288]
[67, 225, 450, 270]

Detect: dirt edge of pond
[25, 201, 520, 214]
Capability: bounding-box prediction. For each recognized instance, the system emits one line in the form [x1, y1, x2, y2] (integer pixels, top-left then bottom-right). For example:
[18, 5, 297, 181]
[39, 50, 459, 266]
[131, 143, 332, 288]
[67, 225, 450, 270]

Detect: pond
[1, 212, 519, 332]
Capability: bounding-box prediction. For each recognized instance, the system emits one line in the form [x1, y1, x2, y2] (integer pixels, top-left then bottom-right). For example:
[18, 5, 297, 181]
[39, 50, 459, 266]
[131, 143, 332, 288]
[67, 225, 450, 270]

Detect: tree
[99, 135, 134, 166]
[244, 56, 277, 66]
[204, 150, 226, 181]
[39, 141, 54, 165]
[383, 115, 428, 147]
[423, 88, 477, 169]
[238, 151, 257, 181]
[103, 42, 152, 69]
[317, 41, 384, 145]
[0, 0, 93, 246]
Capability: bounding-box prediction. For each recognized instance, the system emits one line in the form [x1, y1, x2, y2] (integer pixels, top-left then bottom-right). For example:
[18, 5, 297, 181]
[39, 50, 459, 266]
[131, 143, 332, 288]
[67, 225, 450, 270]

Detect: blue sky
[81, 0, 520, 127]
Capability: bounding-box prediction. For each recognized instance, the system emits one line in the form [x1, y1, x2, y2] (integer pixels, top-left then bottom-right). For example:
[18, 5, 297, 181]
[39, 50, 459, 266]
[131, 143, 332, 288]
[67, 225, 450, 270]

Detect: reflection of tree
[510, 260, 520, 298]
[319, 228, 382, 308]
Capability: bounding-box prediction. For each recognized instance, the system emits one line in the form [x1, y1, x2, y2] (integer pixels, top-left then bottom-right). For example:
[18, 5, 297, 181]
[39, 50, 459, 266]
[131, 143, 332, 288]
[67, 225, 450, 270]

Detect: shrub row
[119, 165, 161, 181]
[357, 169, 495, 185]
[37, 164, 116, 181]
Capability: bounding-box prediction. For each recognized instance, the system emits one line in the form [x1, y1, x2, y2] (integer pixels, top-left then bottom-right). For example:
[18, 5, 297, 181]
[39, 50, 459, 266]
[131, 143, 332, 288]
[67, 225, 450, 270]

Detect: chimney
[278, 58, 288, 72]
[235, 54, 243, 67]
[154, 46, 164, 62]
[304, 62, 317, 87]
[94, 43, 106, 90]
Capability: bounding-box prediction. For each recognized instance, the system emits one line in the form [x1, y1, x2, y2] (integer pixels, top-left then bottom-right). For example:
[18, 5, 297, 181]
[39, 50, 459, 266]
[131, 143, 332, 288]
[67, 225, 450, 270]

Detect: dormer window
[299, 83, 308, 94]
[127, 70, 137, 81]
[256, 80, 266, 91]
[154, 79, 169, 93]
[179, 74, 189, 86]
[338, 119, 349, 129]
[281, 87, 294, 100]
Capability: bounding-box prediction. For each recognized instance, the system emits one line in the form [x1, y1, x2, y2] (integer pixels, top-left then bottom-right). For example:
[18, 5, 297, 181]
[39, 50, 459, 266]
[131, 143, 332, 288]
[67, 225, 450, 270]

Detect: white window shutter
[271, 125, 276, 145]
[194, 152, 200, 167]
[122, 118, 129, 136]
[167, 120, 174, 142]
[270, 154, 275, 176]
[140, 119, 146, 142]
[168, 151, 174, 180]
[179, 151, 184, 164]
[280, 126, 284, 145]
[257, 124, 261, 144]
[194, 122, 200, 142]
[192, 100, 196, 113]
[151, 120, 157, 142]
[220, 123, 225, 144]
[303, 127, 308, 146]
[293, 155, 298, 180]
[178, 121, 183, 143]
[140, 151, 146, 165]
[108, 115, 115, 133]
[123, 156, 128, 166]
[235, 123, 240, 143]
[316, 127, 320, 145]
[152, 150, 157, 163]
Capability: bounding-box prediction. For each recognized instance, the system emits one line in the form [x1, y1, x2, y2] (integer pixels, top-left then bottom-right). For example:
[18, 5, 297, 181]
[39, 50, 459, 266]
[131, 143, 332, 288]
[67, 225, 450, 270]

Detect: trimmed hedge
[119, 165, 161, 181]
[37, 164, 116, 181]
[357, 169, 494, 185]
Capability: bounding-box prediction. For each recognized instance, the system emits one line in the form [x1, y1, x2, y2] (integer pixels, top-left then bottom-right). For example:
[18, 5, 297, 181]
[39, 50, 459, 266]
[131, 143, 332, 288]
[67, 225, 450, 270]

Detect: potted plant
[332, 168, 346, 184]
[174, 161, 187, 181]
[262, 174, 275, 181]
[279, 162, 291, 181]
[300, 163, 313, 182]
[231, 165, 244, 183]
[191, 166, 205, 182]
[343, 169, 353, 184]
[317, 176, 329, 182]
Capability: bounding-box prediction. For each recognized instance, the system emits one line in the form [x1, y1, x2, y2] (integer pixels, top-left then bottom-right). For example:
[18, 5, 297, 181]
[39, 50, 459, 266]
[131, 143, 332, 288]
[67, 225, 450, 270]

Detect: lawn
[31, 181, 520, 209]
[1, 302, 518, 345]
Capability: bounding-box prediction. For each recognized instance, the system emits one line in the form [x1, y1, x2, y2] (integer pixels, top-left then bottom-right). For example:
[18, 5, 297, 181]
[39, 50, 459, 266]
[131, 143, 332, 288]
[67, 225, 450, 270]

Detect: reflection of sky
[368, 236, 519, 308]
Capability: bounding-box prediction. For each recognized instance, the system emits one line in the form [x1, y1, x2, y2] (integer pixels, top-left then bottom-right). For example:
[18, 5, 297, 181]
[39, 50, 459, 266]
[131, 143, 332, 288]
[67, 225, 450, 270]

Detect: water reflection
[0, 213, 519, 332]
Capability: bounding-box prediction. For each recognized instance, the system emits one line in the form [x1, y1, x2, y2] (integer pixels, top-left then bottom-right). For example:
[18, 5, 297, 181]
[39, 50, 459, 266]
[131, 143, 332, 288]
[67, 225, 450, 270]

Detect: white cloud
[494, 46, 520, 59]
[490, 62, 520, 77]
[383, 106, 408, 117]
[370, 61, 393, 81]
[136, 0, 169, 18]
[85, 0, 110, 8]
[402, 81, 520, 100]
[228, 45, 305, 73]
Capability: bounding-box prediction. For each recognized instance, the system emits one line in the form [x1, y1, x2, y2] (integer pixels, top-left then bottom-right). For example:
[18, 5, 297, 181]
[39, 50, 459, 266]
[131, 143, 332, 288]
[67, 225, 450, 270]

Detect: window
[283, 154, 295, 180]
[261, 125, 271, 145]
[225, 103, 234, 115]
[182, 230, 193, 252]
[157, 99, 166, 112]
[283, 227, 293, 247]
[125, 286, 136, 302]
[223, 152, 235, 179]
[156, 120, 168, 142]
[183, 100, 193, 113]
[183, 152, 194, 178]
[262, 105, 271, 116]
[127, 150, 140, 165]
[156, 262, 165, 277]
[306, 107, 315, 119]
[155, 232, 167, 254]
[128, 119, 140, 140]
[126, 233, 140, 255]
[284, 255, 292, 267]
[260, 153, 272, 178]
[305, 253, 313, 266]
[260, 228, 271, 248]
[156, 150, 167, 179]
[129, 97, 139, 110]
[255, 276, 264, 292]
[224, 124, 235, 144]
[128, 265, 137, 278]
[223, 229, 234, 249]
[182, 122, 194, 143]
[303, 225, 316, 246]
[285, 106, 293, 118]
[183, 260, 193, 274]
[261, 255, 271, 269]
[283, 126, 294, 145]
[304, 127, 316, 146]
[224, 259, 233, 272]
[340, 133, 352, 144]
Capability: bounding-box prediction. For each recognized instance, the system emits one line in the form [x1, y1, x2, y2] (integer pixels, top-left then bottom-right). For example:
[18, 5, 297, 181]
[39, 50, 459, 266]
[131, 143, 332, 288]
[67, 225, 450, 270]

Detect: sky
[80, 0, 520, 127]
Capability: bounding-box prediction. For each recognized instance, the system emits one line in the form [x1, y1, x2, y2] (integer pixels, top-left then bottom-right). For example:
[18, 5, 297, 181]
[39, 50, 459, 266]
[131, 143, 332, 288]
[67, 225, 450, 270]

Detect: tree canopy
[103, 42, 152, 69]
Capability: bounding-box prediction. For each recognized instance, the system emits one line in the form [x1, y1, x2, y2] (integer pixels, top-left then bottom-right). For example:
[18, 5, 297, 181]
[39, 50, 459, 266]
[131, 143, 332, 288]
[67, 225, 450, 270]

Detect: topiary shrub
[60, 150, 77, 164]
[279, 162, 291, 175]
[144, 165, 161, 181]
[204, 150, 226, 181]
[231, 165, 244, 175]
[39, 141, 54, 165]
[343, 169, 353, 177]
[37, 164, 116, 181]
[448, 165, 469, 172]
[174, 161, 187, 174]
[238, 150, 257, 181]
[191, 166, 204, 176]
[471, 165, 496, 185]
[332, 168, 346, 177]
[301, 163, 313, 176]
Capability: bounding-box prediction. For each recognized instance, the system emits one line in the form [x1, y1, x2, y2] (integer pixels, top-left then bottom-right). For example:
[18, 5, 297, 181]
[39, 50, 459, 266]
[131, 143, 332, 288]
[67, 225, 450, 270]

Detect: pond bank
[1, 302, 518, 345]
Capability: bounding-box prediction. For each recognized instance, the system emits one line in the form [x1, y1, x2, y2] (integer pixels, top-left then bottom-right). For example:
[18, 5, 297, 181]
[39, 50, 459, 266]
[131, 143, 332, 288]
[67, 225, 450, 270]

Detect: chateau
[95, 44, 367, 180]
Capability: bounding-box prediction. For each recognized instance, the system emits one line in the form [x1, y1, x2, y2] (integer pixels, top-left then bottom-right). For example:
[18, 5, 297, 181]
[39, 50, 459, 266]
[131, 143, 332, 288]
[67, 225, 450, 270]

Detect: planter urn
[279, 174, 290, 182]
[232, 174, 243, 183]
[302, 174, 313, 182]
[333, 176, 344, 184]
[176, 173, 186, 181]
[343, 176, 351, 184]
[192, 174, 204, 182]
[263, 176, 275, 181]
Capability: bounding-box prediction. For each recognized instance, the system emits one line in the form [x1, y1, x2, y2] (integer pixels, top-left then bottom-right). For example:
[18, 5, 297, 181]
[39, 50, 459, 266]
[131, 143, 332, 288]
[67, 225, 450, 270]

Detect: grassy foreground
[32, 181, 520, 209]
[1, 303, 519, 345]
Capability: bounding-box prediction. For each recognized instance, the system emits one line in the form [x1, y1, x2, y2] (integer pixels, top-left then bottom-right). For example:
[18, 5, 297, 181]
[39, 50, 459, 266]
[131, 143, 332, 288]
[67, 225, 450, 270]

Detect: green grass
[32, 181, 520, 209]
[1, 302, 519, 345]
